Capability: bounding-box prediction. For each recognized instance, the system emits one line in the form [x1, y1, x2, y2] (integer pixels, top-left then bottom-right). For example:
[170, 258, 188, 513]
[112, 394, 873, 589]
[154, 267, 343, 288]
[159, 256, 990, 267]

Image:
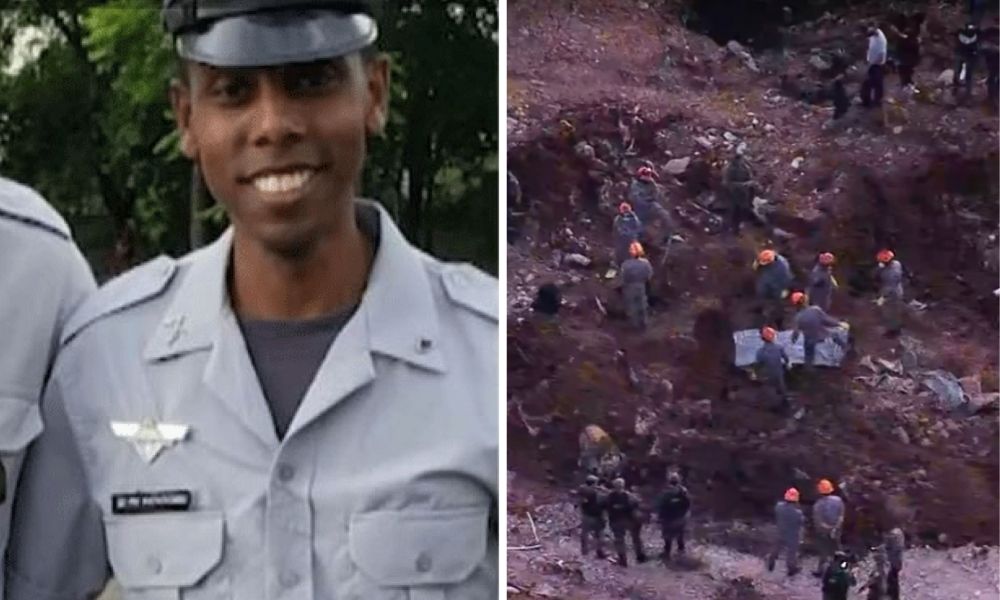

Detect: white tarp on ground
[733, 329, 849, 367]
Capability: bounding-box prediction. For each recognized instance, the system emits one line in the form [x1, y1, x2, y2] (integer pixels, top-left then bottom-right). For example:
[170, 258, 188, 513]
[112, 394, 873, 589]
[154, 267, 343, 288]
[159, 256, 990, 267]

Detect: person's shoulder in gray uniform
[0, 174, 94, 430]
[0, 177, 93, 303]
[0, 175, 94, 590]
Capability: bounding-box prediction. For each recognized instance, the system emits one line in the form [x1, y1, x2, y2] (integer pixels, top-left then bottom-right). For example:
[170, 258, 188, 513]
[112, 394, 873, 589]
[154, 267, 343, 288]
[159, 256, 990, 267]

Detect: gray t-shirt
[240, 308, 357, 439]
[238, 204, 381, 439]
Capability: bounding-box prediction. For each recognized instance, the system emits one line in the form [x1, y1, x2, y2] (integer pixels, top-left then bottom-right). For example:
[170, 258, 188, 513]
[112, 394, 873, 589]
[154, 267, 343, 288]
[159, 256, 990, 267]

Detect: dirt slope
[507, 1, 999, 597]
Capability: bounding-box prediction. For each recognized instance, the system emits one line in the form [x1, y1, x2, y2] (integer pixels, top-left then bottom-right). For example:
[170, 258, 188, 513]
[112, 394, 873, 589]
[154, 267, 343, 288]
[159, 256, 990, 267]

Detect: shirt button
[279, 570, 300, 588]
[146, 556, 162, 574]
[415, 551, 433, 573]
[416, 337, 433, 353]
[277, 463, 295, 482]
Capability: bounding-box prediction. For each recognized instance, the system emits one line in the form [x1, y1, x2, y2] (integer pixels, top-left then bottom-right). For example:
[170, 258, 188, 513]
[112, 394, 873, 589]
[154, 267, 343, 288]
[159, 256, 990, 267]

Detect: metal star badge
[111, 418, 190, 463]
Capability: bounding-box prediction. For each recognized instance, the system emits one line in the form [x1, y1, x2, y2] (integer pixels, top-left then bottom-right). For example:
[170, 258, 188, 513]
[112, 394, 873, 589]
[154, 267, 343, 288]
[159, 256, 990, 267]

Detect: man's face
[171, 52, 389, 257]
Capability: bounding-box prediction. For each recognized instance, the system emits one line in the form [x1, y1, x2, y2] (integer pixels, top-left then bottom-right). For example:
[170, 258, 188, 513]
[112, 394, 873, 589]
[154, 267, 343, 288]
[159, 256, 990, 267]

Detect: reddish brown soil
[507, 0, 999, 553]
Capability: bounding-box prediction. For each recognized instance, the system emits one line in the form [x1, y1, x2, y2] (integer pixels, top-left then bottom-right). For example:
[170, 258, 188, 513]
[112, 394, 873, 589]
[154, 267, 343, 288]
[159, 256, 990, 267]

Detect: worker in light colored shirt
[861, 24, 887, 108]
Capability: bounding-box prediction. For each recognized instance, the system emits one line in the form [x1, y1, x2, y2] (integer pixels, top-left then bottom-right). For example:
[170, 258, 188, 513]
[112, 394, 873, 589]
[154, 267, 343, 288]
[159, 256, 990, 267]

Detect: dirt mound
[509, 101, 998, 552]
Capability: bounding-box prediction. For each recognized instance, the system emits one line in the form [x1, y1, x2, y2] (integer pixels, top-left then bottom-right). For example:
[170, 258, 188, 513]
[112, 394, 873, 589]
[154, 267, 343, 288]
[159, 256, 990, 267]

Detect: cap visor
[177, 10, 377, 67]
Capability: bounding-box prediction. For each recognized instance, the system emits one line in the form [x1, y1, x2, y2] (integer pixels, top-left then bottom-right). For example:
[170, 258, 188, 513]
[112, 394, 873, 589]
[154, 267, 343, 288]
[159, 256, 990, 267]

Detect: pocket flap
[0, 395, 42, 452]
[349, 507, 488, 586]
[104, 510, 224, 588]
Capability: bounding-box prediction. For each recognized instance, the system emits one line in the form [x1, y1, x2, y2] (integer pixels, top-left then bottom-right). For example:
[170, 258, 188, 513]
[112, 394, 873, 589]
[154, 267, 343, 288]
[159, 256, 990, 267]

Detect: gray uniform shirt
[724, 158, 753, 186]
[613, 212, 642, 243]
[756, 255, 792, 299]
[775, 501, 803, 542]
[793, 305, 840, 343]
[885, 527, 905, 569]
[812, 495, 845, 531]
[6, 201, 498, 600]
[621, 258, 653, 286]
[807, 265, 834, 309]
[755, 342, 788, 380]
[0, 177, 95, 591]
[627, 179, 661, 223]
[879, 260, 904, 299]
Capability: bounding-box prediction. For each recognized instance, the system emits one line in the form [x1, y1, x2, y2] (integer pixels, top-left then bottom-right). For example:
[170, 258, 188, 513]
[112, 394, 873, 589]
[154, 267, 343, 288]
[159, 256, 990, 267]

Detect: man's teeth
[252, 170, 313, 193]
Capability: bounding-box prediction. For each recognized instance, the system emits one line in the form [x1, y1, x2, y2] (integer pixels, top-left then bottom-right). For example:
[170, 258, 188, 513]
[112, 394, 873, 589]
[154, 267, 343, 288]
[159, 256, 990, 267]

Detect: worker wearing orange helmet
[807, 252, 839, 311]
[790, 291, 849, 370]
[612, 202, 643, 265]
[620, 241, 653, 330]
[754, 326, 792, 412]
[628, 165, 675, 239]
[875, 249, 905, 336]
[753, 248, 793, 328]
[812, 478, 846, 576]
[767, 487, 804, 577]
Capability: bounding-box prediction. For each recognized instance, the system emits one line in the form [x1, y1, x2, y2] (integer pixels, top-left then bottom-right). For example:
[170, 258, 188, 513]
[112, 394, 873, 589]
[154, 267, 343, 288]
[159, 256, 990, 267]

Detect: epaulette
[440, 263, 498, 322]
[61, 255, 178, 346]
[0, 177, 71, 240]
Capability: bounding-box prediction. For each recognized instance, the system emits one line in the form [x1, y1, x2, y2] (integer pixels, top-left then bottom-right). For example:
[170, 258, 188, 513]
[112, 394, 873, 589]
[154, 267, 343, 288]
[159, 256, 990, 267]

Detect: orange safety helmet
[636, 166, 658, 181]
[629, 241, 645, 258]
[817, 479, 835, 495]
[819, 252, 835, 266]
[877, 249, 895, 264]
[784, 487, 800, 502]
[758, 249, 776, 265]
[618, 202, 633, 214]
[790, 291, 807, 306]
[760, 326, 777, 342]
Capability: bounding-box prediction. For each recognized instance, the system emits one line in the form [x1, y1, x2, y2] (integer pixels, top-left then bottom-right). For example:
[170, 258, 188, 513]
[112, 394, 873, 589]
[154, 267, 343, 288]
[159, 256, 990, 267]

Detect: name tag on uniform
[111, 490, 192, 514]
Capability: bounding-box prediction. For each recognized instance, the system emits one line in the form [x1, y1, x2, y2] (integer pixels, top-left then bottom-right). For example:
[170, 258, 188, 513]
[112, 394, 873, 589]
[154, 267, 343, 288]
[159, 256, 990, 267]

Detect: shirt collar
[145, 200, 446, 373]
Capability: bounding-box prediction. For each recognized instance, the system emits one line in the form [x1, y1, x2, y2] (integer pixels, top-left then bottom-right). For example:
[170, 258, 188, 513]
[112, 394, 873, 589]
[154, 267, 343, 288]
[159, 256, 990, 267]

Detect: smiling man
[5, 2, 498, 599]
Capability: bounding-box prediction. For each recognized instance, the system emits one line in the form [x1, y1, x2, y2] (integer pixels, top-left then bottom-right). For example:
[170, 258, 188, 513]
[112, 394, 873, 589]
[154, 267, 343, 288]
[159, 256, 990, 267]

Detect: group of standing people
[577, 472, 691, 568]
[751, 247, 906, 413]
[611, 165, 674, 330]
[860, 14, 1000, 112]
[768, 480, 905, 600]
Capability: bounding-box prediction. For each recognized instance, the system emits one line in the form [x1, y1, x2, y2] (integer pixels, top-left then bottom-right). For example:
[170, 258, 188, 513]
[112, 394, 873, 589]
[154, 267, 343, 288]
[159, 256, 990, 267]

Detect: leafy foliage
[0, 0, 498, 278]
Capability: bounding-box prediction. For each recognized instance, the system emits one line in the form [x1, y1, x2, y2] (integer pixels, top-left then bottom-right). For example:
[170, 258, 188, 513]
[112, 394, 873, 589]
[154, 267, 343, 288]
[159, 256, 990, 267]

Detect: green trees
[0, 1, 498, 278]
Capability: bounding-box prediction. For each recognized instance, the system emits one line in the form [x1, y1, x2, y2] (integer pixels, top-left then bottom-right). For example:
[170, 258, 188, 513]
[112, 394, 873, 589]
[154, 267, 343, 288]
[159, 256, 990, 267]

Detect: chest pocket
[349, 507, 489, 600]
[104, 511, 228, 600]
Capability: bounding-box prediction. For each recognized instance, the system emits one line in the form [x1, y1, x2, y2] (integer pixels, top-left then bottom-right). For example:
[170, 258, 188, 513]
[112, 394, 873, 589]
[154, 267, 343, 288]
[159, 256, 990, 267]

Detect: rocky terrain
[506, 0, 999, 597]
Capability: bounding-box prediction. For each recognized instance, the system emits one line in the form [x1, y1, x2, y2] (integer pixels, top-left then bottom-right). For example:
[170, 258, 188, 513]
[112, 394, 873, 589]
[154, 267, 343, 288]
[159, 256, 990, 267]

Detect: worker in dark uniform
[753, 248, 793, 328]
[620, 241, 654, 330]
[821, 550, 856, 600]
[767, 487, 803, 577]
[954, 23, 980, 99]
[577, 474, 607, 559]
[790, 292, 849, 370]
[655, 472, 691, 562]
[606, 478, 647, 567]
[754, 326, 791, 412]
[722, 152, 758, 235]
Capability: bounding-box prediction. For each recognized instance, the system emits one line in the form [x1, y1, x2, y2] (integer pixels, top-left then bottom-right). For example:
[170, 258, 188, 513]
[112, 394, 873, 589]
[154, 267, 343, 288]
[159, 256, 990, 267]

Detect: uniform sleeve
[5, 374, 109, 599]
[55, 243, 97, 335]
[819, 310, 840, 328]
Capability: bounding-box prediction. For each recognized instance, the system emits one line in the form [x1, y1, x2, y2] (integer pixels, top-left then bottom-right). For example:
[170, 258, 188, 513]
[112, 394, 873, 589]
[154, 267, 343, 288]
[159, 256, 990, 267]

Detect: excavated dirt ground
[507, 0, 999, 597]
